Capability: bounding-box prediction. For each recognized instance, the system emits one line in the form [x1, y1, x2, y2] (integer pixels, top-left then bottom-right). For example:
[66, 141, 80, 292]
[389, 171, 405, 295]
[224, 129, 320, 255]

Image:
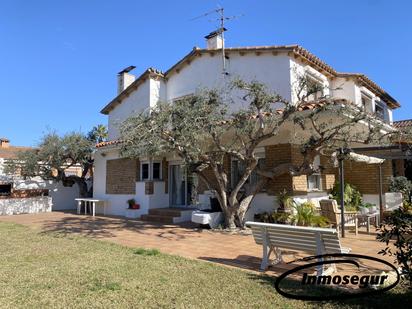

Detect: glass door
[169, 164, 199, 207]
[169, 164, 185, 206]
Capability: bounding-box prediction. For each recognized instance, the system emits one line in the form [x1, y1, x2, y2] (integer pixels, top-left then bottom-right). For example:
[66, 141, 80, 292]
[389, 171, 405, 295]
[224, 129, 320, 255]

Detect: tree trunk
[76, 179, 91, 198]
[223, 208, 236, 230]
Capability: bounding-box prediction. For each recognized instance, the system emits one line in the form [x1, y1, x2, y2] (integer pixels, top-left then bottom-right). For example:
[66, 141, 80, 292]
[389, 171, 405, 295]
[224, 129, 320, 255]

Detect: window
[375, 103, 385, 120]
[307, 155, 322, 191]
[231, 157, 265, 189]
[250, 158, 266, 187]
[152, 162, 161, 180]
[307, 174, 321, 191]
[141, 162, 150, 180]
[140, 161, 162, 181]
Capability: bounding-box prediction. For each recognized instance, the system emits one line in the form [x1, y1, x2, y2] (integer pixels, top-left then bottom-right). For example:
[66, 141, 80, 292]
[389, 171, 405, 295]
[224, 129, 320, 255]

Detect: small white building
[93, 32, 400, 221]
[0, 137, 79, 214]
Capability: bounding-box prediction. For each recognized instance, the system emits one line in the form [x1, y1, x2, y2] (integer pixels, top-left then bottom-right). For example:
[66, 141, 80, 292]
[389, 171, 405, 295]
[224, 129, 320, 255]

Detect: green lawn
[0, 222, 410, 309]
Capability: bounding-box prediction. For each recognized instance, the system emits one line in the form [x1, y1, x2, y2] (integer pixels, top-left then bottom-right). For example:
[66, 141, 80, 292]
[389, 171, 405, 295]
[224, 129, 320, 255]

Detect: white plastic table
[75, 198, 107, 217]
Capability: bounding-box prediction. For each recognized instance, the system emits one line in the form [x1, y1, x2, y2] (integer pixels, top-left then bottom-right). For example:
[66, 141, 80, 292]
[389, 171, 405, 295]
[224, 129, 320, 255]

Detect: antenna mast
[191, 7, 243, 76]
[217, 7, 227, 75]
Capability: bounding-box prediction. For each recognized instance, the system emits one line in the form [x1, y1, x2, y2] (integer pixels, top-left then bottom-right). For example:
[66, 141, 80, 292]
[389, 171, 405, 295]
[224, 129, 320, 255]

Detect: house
[93, 31, 400, 221]
[0, 137, 79, 213]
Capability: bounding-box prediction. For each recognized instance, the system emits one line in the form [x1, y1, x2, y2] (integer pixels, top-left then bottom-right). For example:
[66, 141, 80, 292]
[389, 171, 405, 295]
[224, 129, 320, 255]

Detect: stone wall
[0, 196, 52, 215]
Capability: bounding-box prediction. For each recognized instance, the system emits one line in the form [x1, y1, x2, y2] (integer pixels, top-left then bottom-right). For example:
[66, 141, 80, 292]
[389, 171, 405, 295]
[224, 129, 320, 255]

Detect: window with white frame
[231, 155, 266, 189]
[152, 161, 162, 180]
[307, 155, 322, 191]
[140, 160, 162, 181]
[141, 162, 150, 181]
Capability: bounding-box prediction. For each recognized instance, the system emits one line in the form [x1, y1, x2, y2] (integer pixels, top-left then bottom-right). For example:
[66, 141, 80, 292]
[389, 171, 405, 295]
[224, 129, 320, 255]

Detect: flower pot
[132, 204, 140, 210]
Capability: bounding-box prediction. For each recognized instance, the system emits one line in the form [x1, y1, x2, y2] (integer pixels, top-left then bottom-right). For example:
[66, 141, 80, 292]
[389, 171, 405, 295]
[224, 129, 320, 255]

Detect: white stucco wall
[108, 78, 151, 140]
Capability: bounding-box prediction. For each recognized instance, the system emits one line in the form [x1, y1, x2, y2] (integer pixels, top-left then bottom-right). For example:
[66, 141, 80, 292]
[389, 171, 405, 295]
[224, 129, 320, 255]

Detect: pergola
[336, 145, 412, 237]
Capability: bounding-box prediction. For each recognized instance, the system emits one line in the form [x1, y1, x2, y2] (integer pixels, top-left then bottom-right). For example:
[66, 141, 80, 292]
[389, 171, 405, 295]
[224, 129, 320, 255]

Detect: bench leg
[260, 244, 271, 271]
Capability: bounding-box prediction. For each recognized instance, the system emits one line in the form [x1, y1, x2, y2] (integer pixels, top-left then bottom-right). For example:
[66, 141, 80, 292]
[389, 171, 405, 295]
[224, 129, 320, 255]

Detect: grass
[0, 222, 411, 308]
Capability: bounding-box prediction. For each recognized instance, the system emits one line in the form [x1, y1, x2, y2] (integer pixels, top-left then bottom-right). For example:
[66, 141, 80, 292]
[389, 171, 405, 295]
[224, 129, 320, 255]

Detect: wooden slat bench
[246, 221, 351, 274]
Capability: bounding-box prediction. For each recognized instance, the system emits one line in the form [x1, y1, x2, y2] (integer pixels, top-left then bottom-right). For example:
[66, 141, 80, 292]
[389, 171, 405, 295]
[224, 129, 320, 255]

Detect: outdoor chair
[319, 199, 358, 235]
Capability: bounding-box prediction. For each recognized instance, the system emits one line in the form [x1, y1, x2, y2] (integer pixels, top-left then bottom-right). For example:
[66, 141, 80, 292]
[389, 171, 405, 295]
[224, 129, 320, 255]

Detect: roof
[95, 139, 124, 148]
[393, 119, 412, 128]
[0, 146, 33, 159]
[100, 45, 400, 115]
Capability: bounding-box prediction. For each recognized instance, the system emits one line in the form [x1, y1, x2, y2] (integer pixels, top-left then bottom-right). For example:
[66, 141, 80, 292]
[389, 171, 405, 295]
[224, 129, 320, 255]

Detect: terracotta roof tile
[0, 146, 33, 159]
[393, 119, 412, 128]
[95, 140, 124, 148]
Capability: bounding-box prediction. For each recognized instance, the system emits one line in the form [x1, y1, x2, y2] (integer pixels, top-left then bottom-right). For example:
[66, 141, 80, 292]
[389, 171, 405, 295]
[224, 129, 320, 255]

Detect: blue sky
[0, 0, 411, 146]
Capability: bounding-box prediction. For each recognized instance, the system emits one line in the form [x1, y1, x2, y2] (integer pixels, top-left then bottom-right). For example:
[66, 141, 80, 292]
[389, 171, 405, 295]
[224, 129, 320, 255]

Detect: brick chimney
[205, 28, 226, 50]
[117, 66, 136, 94]
[0, 137, 10, 148]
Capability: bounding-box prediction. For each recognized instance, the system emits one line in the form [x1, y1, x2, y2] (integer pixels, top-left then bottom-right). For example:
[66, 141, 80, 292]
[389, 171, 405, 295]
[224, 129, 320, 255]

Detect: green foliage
[330, 182, 363, 210]
[291, 201, 329, 227]
[4, 131, 94, 196]
[277, 189, 292, 210]
[377, 209, 412, 286]
[389, 176, 412, 201]
[127, 199, 136, 207]
[254, 211, 290, 224]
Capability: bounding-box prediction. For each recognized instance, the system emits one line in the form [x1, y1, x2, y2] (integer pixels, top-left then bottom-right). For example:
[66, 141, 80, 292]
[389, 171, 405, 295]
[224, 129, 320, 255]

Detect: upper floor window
[375, 102, 385, 120]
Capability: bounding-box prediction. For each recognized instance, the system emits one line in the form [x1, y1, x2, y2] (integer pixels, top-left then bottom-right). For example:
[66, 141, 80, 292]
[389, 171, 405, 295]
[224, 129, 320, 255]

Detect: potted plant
[277, 189, 292, 213]
[127, 199, 140, 209]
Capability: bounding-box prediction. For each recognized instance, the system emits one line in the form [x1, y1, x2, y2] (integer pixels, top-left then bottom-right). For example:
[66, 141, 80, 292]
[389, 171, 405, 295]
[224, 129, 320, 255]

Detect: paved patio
[0, 211, 393, 275]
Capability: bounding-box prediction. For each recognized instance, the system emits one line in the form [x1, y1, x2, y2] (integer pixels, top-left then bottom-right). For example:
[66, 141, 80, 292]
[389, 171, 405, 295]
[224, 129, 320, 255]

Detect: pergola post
[378, 163, 384, 218]
[339, 148, 345, 238]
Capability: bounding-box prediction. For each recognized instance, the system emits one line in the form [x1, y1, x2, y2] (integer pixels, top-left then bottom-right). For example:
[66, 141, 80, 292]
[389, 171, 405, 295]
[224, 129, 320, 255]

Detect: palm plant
[291, 201, 329, 227]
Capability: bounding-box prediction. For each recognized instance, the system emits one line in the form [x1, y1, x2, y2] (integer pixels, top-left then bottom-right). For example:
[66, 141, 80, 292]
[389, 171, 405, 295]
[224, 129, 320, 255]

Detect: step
[140, 214, 175, 224]
[148, 208, 189, 217]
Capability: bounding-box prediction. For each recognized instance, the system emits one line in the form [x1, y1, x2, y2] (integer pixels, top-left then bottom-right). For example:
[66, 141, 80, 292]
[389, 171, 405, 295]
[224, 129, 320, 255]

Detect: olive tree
[5, 127, 107, 197]
[119, 78, 395, 229]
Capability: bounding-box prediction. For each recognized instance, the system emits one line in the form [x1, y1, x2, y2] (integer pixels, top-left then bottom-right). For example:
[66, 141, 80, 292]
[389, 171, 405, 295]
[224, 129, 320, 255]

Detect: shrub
[330, 182, 362, 210]
[377, 209, 412, 287]
[291, 201, 329, 227]
[389, 176, 412, 202]
[254, 211, 290, 224]
[277, 189, 292, 211]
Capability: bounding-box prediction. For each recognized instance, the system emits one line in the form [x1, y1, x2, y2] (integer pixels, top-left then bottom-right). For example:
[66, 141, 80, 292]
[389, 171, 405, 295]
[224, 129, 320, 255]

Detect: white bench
[246, 221, 351, 274]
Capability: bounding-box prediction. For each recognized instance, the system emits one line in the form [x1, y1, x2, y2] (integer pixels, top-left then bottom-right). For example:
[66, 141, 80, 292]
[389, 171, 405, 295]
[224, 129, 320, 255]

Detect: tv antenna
[191, 6, 243, 76]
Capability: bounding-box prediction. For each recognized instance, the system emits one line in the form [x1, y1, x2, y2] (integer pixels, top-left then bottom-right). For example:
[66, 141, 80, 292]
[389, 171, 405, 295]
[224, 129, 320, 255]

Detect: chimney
[117, 66, 136, 94]
[205, 28, 227, 50]
[0, 137, 10, 148]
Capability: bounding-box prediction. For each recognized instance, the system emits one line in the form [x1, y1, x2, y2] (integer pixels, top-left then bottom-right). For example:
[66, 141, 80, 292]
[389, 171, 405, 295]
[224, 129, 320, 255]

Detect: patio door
[169, 164, 186, 206]
[169, 164, 199, 207]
